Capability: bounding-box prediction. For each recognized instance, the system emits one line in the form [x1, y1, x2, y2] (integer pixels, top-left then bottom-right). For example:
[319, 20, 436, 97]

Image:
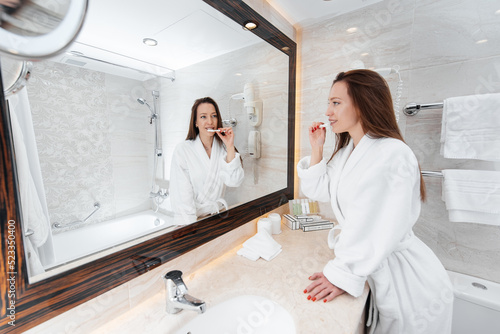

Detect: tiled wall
[27, 62, 159, 232]
[298, 0, 500, 283]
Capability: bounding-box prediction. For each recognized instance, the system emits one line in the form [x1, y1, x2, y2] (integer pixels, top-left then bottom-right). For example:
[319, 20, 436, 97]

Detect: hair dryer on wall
[231, 83, 262, 127]
[244, 83, 263, 127]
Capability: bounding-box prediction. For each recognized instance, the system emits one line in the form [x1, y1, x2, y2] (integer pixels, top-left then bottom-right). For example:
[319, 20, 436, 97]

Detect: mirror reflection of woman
[170, 97, 244, 225]
[298, 70, 453, 333]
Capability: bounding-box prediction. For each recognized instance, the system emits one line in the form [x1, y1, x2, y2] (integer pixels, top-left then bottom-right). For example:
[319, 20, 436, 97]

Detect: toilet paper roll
[268, 213, 282, 234]
[257, 218, 273, 235]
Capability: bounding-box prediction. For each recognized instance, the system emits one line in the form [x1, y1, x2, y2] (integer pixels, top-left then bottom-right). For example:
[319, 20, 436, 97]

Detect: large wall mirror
[0, 0, 296, 332]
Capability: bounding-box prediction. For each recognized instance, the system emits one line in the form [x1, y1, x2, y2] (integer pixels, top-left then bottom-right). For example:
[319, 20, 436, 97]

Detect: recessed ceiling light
[143, 38, 158, 46]
[361, 52, 369, 57]
[243, 21, 258, 31]
[496, 9, 500, 15]
[346, 27, 358, 34]
[476, 39, 488, 44]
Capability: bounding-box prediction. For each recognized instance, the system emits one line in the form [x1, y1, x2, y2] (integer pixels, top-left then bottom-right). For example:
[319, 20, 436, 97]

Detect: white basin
[174, 295, 296, 334]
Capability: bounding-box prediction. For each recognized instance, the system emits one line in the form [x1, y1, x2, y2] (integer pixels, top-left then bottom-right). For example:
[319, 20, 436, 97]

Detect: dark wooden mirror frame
[0, 1, 296, 332]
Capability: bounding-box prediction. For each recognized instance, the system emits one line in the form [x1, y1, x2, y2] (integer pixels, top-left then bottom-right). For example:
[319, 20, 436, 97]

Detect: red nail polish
[307, 295, 311, 300]
[303, 289, 307, 293]
[309, 276, 312, 280]
[323, 299, 327, 303]
[312, 297, 316, 302]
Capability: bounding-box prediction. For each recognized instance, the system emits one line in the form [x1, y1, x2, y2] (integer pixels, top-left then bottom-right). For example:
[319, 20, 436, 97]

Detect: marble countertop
[92, 223, 369, 334]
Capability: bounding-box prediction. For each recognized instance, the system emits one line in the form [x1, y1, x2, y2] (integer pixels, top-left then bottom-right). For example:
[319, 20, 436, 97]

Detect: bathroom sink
[174, 294, 296, 334]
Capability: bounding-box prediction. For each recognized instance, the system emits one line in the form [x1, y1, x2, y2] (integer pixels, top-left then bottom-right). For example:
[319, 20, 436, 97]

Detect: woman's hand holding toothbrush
[309, 122, 326, 167]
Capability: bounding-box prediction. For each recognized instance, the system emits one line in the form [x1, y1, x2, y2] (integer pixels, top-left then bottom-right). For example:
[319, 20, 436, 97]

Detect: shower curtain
[7, 88, 55, 276]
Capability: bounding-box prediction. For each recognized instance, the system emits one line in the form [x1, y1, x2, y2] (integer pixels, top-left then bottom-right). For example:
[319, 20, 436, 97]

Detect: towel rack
[422, 170, 443, 178]
[403, 102, 444, 116]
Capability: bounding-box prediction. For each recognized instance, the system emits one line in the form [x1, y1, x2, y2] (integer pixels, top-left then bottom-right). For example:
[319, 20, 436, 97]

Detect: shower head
[137, 97, 154, 114]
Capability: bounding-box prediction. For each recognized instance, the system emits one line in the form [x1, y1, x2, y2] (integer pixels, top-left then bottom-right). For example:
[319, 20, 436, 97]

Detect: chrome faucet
[164, 270, 206, 314]
[150, 188, 168, 199]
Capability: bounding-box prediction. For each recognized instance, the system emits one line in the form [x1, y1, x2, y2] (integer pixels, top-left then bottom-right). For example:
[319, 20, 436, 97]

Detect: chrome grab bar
[222, 118, 237, 127]
[82, 202, 101, 222]
[422, 171, 443, 178]
[403, 102, 444, 116]
[52, 202, 101, 229]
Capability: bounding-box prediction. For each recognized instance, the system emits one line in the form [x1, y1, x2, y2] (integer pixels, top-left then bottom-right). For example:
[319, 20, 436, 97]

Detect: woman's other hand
[303, 272, 345, 303]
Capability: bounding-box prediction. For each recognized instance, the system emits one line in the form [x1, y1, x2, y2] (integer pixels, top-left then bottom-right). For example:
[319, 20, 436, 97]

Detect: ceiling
[54, 0, 261, 76]
[52, 0, 381, 78]
[266, 0, 382, 26]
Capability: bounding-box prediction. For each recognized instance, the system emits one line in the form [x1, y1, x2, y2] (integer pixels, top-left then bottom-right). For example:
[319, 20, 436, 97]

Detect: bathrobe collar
[330, 134, 376, 225]
[194, 135, 225, 214]
[195, 135, 213, 165]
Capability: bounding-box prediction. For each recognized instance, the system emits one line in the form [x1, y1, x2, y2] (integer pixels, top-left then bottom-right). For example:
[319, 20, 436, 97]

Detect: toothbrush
[207, 129, 226, 136]
[312, 124, 327, 133]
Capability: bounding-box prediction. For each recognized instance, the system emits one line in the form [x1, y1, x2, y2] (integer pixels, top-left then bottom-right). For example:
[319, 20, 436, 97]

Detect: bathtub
[47, 210, 175, 269]
[448, 270, 500, 334]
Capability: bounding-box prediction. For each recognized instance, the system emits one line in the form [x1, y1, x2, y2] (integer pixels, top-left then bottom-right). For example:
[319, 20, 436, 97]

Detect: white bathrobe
[170, 136, 244, 225]
[297, 135, 453, 334]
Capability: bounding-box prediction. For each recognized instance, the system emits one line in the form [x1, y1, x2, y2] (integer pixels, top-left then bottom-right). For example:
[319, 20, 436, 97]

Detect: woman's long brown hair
[329, 69, 426, 201]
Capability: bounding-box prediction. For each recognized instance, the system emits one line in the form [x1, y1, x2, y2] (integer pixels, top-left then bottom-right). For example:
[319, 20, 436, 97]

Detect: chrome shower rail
[52, 202, 101, 229]
[403, 102, 444, 116]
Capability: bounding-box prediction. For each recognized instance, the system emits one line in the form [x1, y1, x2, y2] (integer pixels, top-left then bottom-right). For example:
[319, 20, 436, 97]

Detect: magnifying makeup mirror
[0, 0, 88, 59]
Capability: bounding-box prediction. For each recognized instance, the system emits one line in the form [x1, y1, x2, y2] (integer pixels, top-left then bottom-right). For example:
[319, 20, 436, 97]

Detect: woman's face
[196, 103, 219, 137]
[325, 81, 363, 137]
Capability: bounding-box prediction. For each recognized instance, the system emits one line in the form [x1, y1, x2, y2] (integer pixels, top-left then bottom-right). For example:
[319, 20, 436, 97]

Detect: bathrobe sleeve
[323, 142, 422, 297]
[296, 156, 331, 202]
[219, 152, 244, 187]
[169, 144, 197, 225]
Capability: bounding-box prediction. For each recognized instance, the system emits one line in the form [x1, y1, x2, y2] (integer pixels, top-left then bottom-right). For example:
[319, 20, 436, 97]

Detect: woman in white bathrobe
[170, 97, 244, 226]
[298, 70, 453, 333]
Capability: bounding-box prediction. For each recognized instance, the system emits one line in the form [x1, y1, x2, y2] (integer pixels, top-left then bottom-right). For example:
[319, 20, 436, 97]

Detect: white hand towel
[440, 93, 500, 161]
[239, 230, 282, 261]
[442, 169, 500, 225]
[236, 247, 260, 261]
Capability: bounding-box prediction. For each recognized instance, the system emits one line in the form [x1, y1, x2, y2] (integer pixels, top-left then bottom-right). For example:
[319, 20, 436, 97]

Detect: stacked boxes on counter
[285, 199, 334, 232]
